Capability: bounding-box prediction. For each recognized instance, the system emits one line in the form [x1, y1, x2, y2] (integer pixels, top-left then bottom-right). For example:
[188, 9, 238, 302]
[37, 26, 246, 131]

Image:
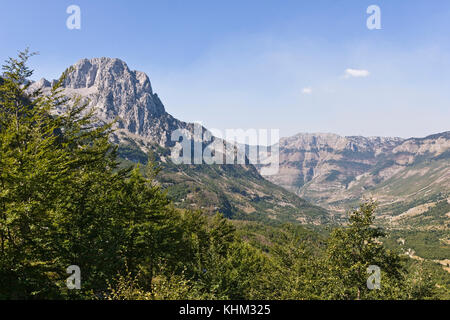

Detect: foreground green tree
[0, 49, 74, 298]
[324, 200, 414, 299]
[268, 225, 328, 299]
[0, 50, 181, 299]
[267, 200, 438, 300]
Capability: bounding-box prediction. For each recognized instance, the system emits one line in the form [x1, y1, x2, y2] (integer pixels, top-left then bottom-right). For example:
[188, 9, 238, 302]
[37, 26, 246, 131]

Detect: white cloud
[302, 87, 313, 94]
[344, 68, 370, 78]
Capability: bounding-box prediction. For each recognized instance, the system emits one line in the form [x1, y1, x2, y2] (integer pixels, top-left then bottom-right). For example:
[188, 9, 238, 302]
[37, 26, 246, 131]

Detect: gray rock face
[29, 57, 242, 161]
[260, 131, 450, 213]
[58, 57, 190, 147]
[279, 133, 403, 154]
[265, 133, 404, 192]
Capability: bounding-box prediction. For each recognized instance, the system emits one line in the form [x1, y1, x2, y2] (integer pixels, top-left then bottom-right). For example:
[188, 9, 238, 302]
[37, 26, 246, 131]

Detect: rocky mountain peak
[63, 57, 153, 93]
[54, 57, 189, 146]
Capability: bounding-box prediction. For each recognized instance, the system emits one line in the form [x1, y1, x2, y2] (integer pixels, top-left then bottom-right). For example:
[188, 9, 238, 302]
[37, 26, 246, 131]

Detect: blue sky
[1, 0, 449, 138]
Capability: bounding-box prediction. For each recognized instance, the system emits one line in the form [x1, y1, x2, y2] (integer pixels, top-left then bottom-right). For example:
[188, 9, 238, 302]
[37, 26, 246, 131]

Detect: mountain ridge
[30, 57, 449, 226]
[29, 57, 330, 224]
[259, 130, 449, 223]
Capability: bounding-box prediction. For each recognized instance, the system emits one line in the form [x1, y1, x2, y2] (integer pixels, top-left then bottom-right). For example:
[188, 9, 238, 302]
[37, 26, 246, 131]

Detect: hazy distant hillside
[259, 131, 450, 225]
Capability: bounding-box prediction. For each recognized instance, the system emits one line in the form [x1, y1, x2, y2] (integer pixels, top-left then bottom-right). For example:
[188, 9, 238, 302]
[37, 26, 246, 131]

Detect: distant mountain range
[30, 57, 328, 224]
[30, 57, 449, 226]
[258, 131, 449, 225]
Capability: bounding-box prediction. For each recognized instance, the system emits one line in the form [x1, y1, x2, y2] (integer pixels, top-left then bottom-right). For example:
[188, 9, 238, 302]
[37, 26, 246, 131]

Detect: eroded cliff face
[31, 57, 195, 148]
[261, 132, 450, 213]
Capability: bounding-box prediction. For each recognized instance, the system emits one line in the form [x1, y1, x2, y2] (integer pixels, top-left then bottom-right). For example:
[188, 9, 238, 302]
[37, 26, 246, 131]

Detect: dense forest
[0, 50, 447, 300]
